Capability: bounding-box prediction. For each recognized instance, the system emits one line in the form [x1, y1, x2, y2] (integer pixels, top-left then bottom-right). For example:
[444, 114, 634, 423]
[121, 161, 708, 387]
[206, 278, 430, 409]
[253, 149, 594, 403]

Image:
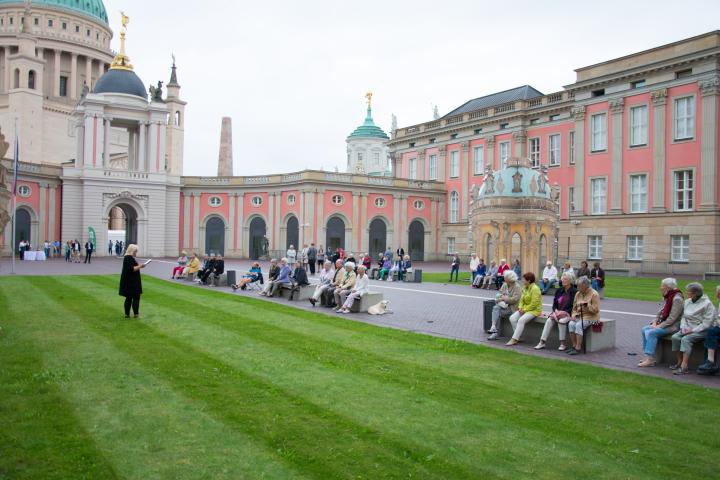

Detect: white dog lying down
[367, 299, 392, 315]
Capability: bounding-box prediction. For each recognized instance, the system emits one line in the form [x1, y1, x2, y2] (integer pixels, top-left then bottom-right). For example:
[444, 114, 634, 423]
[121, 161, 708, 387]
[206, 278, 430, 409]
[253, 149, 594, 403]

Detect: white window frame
[671, 235, 689, 263]
[287, 194, 296, 206]
[428, 154, 438, 180]
[447, 237, 456, 255]
[374, 197, 386, 208]
[590, 177, 607, 215]
[409, 158, 417, 180]
[627, 235, 643, 261]
[250, 196, 263, 207]
[568, 186, 576, 213]
[413, 200, 425, 210]
[449, 151, 460, 178]
[629, 104, 648, 147]
[673, 96, 695, 141]
[673, 169, 694, 212]
[331, 194, 345, 206]
[499, 141, 511, 167]
[629, 173, 648, 213]
[569, 131, 576, 165]
[449, 191, 459, 223]
[590, 112, 607, 152]
[18, 185, 31, 197]
[528, 137, 540, 167]
[473, 146, 484, 175]
[373, 152, 380, 167]
[548, 134, 561, 166]
[588, 236, 603, 260]
[208, 196, 222, 207]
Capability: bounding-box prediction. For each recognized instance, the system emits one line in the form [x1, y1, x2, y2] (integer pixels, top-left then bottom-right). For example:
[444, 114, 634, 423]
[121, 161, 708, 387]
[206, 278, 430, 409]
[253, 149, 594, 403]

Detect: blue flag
[12, 131, 18, 196]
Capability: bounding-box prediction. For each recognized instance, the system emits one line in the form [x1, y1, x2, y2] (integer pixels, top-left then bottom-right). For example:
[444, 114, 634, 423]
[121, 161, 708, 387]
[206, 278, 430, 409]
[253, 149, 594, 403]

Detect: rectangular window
[447, 237, 456, 255]
[548, 134, 561, 166]
[59, 76, 68, 97]
[528, 138, 540, 167]
[674, 97, 695, 140]
[591, 113, 607, 152]
[671, 235, 689, 263]
[588, 236, 603, 260]
[675, 69, 692, 79]
[627, 236, 644, 261]
[499, 141, 510, 167]
[34, 17, 39, 25]
[673, 170, 694, 211]
[449, 151, 459, 178]
[631, 79, 646, 89]
[568, 186, 576, 213]
[499, 123, 509, 129]
[569, 131, 575, 164]
[629, 105, 648, 146]
[48, 19, 53, 27]
[473, 146, 484, 175]
[629, 174, 648, 213]
[62, 22, 67, 30]
[549, 114, 560, 121]
[409, 158, 417, 180]
[590, 178, 607, 215]
[373, 152, 380, 166]
[428, 154, 438, 180]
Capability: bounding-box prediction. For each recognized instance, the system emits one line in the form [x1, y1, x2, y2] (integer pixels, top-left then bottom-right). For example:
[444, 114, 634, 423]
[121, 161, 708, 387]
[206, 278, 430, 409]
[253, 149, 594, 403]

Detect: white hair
[661, 277, 677, 289]
[345, 262, 356, 269]
[503, 270, 517, 282]
[561, 272, 575, 284]
[576, 276, 591, 288]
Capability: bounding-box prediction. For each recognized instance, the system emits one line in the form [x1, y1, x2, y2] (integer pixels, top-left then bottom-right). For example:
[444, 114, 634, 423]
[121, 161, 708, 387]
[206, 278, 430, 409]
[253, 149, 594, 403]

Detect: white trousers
[509, 311, 537, 341]
[540, 317, 568, 342]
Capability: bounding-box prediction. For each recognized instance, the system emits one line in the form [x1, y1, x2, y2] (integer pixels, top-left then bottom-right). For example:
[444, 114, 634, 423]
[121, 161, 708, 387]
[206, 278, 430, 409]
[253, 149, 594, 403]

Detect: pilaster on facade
[417, 149, 426, 181]
[70, 53, 78, 99]
[512, 130, 527, 158]
[651, 89, 668, 212]
[236, 193, 245, 257]
[460, 142, 469, 221]
[570, 106, 586, 215]
[609, 97, 625, 214]
[699, 75, 719, 210]
[182, 192, 191, 251]
[484, 135, 496, 170]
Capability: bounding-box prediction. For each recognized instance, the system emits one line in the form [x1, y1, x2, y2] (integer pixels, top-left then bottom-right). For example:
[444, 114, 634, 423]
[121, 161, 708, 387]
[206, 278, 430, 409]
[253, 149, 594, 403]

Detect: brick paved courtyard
[3, 256, 717, 388]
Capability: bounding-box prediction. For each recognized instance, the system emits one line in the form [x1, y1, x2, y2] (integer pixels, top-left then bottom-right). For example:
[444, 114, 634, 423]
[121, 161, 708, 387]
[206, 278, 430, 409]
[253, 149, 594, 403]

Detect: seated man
[398, 255, 411, 281]
[540, 261, 558, 295]
[671, 283, 715, 375]
[266, 258, 292, 297]
[286, 261, 309, 300]
[197, 254, 216, 284]
[487, 270, 522, 340]
[310, 260, 336, 306]
[207, 254, 225, 286]
[232, 262, 263, 291]
[321, 259, 346, 307]
[259, 259, 280, 296]
[333, 262, 357, 308]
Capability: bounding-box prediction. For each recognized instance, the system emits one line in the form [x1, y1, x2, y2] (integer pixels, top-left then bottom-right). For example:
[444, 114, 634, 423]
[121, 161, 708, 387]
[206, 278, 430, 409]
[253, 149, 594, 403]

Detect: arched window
[449, 191, 459, 223]
[175, 111, 181, 126]
[27, 70, 36, 89]
[13, 68, 20, 89]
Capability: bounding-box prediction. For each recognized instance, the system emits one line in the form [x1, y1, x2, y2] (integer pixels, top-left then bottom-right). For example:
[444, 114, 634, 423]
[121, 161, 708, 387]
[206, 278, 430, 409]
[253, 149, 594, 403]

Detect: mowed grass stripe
[0, 279, 305, 479]
[77, 276, 719, 478]
[0, 287, 119, 480]
[81, 280, 601, 477]
[33, 277, 480, 479]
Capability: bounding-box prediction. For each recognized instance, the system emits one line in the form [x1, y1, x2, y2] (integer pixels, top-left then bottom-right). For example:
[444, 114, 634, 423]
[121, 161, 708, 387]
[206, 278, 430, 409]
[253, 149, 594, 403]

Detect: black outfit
[208, 259, 225, 284]
[590, 267, 605, 289]
[307, 246, 317, 275]
[396, 247, 405, 260]
[84, 242, 94, 263]
[199, 259, 216, 283]
[398, 259, 411, 281]
[267, 264, 279, 282]
[288, 267, 309, 300]
[552, 285, 577, 314]
[576, 267, 591, 279]
[119, 255, 142, 317]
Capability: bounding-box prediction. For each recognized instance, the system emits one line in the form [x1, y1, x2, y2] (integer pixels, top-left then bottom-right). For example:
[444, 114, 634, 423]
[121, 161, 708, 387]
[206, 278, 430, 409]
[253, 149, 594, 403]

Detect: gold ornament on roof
[111, 12, 134, 71]
[365, 91, 373, 108]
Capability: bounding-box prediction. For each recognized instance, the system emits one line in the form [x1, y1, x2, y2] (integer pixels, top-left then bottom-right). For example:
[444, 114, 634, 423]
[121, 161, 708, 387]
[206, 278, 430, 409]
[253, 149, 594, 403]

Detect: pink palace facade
[1, 16, 719, 276]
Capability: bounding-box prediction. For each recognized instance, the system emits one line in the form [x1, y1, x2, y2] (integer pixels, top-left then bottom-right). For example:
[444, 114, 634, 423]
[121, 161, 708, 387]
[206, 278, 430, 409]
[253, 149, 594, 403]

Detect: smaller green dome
[348, 107, 389, 140]
[478, 158, 551, 200]
[0, 0, 109, 25]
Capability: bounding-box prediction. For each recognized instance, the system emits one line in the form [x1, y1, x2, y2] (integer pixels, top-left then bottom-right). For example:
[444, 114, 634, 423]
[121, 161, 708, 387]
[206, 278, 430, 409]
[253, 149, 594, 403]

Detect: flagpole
[10, 117, 18, 275]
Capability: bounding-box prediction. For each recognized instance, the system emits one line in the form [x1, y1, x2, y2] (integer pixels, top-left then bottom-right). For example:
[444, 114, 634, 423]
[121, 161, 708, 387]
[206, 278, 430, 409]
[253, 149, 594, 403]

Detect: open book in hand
[143, 259, 153, 266]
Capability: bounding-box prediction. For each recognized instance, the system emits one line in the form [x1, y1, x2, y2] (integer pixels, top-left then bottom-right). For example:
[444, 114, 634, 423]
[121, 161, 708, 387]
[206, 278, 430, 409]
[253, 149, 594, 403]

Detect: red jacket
[497, 263, 510, 275]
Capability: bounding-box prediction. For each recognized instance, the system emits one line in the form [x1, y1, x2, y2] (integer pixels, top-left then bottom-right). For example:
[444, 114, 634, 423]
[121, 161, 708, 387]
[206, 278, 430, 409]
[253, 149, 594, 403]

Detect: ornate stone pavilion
[470, 157, 559, 273]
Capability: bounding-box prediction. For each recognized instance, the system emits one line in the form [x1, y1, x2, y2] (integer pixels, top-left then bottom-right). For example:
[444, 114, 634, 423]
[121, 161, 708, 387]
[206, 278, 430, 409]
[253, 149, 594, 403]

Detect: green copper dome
[348, 107, 389, 140]
[0, 0, 109, 24]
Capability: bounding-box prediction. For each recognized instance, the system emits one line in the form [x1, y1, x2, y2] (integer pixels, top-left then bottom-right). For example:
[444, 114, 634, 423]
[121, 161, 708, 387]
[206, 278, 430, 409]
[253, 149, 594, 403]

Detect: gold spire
[110, 12, 133, 71]
[365, 91, 373, 108]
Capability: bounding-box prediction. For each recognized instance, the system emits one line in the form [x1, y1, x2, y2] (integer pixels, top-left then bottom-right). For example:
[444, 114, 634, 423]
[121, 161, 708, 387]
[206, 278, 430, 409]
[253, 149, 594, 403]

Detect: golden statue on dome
[111, 12, 134, 71]
[365, 91, 373, 107]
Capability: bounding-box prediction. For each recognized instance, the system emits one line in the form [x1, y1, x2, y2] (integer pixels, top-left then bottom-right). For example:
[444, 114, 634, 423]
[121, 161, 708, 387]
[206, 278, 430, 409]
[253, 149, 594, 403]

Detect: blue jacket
[276, 265, 292, 283]
[477, 264, 487, 276]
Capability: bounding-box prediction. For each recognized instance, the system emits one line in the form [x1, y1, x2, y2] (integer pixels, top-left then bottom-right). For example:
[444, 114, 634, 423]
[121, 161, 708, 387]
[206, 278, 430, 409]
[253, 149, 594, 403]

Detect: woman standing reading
[119, 244, 146, 318]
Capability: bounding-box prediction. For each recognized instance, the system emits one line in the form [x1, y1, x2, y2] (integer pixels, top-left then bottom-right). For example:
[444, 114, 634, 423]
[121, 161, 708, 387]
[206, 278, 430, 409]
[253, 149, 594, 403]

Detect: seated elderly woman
[505, 272, 542, 346]
[181, 253, 201, 278]
[487, 270, 522, 340]
[566, 276, 601, 355]
[637, 278, 684, 367]
[534, 272, 577, 351]
[379, 256, 393, 280]
[481, 261, 498, 289]
[697, 286, 720, 375]
[670, 282, 716, 375]
[171, 251, 188, 279]
[337, 265, 370, 313]
[231, 262, 263, 291]
[309, 260, 336, 306]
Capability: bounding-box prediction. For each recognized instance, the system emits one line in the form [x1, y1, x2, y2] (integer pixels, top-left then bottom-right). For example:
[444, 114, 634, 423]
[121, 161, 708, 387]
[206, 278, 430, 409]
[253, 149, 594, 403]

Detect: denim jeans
[540, 278, 557, 293]
[641, 325, 670, 356]
[449, 265, 459, 281]
[704, 326, 720, 350]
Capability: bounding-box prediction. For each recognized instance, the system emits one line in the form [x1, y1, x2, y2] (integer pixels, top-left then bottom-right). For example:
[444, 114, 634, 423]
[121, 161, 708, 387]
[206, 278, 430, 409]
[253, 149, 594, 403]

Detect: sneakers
[557, 345, 567, 351]
[534, 342, 546, 350]
[487, 332, 499, 341]
[697, 361, 719, 376]
[309, 298, 316, 307]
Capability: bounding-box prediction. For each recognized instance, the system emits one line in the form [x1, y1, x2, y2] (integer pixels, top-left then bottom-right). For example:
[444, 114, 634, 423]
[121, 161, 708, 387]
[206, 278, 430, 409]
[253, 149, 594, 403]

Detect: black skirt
[119, 255, 143, 297]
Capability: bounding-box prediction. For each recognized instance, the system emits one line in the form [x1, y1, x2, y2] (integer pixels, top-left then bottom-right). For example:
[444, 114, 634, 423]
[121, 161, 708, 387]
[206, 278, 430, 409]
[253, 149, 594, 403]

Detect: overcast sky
[104, 0, 720, 177]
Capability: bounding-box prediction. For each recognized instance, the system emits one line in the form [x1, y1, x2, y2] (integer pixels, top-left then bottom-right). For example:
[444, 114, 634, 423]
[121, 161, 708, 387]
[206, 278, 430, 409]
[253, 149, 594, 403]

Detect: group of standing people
[108, 240, 125, 257]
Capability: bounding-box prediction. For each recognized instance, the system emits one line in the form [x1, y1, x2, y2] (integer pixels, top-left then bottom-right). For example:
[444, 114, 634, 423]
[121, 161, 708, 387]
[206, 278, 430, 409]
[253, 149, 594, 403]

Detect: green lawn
[422, 272, 718, 302]
[1, 275, 719, 479]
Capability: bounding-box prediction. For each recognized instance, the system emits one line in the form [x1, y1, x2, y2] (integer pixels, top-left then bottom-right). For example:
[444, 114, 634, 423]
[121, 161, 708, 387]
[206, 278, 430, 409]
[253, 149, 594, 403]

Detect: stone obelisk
[217, 117, 233, 177]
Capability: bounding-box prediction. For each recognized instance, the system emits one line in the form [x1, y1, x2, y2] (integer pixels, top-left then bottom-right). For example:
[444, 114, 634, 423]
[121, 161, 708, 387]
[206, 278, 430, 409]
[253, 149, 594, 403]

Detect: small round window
[331, 194, 344, 206]
[413, 200, 425, 210]
[374, 197, 386, 208]
[287, 194, 296, 206]
[251, 196, 263, 207]
[18, 185, 31, 197]
[208, 196, 222, 207]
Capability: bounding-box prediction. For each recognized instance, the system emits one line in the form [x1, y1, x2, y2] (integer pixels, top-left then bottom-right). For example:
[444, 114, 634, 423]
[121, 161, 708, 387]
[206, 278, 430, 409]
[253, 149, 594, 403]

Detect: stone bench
[278, 284, 315, 301]
[350, 292, 384, 313]
[704, 272, 720, 281]
[654, 335, 707, 367]
[498, 314, 616, 352]
[210, 273, 228, 287]
[184, 272, 197, 282]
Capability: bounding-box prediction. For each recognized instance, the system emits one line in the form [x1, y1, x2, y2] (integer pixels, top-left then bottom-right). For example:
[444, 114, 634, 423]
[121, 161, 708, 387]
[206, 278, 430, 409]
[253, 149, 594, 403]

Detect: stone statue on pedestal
[0, 129, 11, 243]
